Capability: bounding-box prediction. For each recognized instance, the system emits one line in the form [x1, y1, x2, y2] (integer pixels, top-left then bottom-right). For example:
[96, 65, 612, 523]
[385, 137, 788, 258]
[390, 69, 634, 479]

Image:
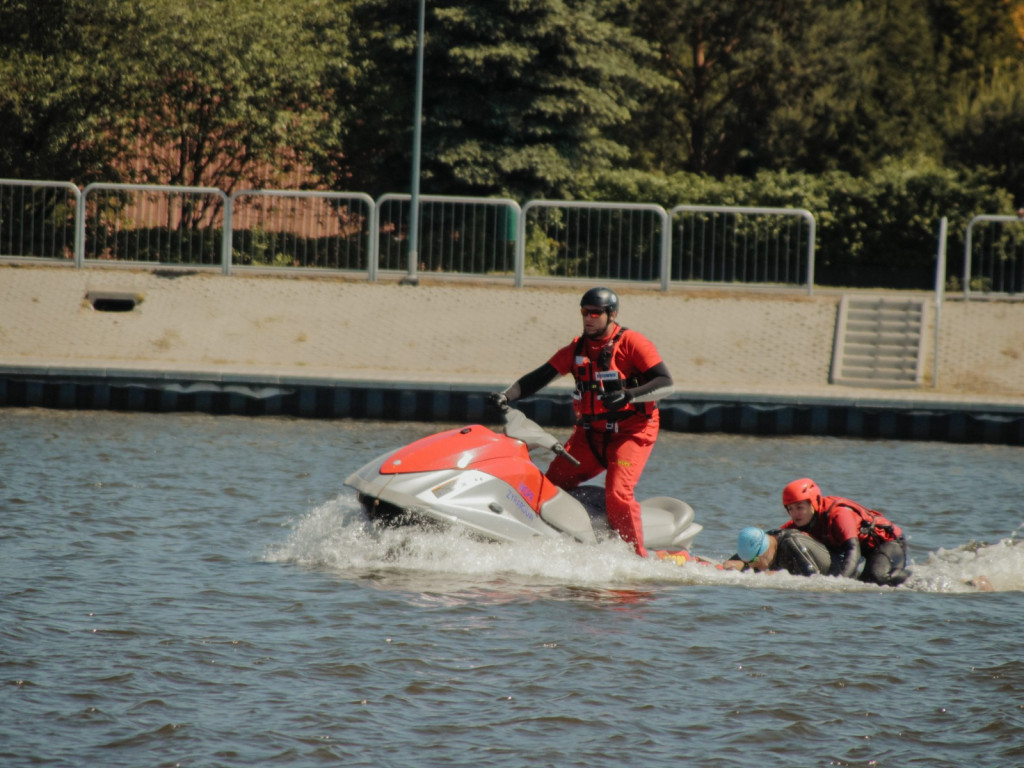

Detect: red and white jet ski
[344, 406, 702, 552]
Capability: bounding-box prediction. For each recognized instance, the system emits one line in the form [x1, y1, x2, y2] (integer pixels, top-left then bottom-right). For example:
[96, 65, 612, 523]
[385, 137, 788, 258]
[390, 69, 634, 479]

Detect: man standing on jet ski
[490, 287, 674, 557]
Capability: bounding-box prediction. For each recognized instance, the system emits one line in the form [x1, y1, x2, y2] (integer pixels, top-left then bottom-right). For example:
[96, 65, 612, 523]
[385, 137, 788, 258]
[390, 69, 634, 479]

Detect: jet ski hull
[344, 410, 702, 551]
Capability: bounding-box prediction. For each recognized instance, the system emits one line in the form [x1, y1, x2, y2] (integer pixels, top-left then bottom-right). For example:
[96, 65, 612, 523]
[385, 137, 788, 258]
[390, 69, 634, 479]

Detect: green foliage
[623, 0, 826, 176]
[944, 65, 1024, 207]
[523, 217, 568, 276]
[84, 224, 223, 265]
[0, 0, 147, 181]
[3, 0, 1024, 288]
[624, 0, 951, 179]
[124, 0, 344, 193]
[929, 0, 1024, 75]
[593, 158, 1015, 288]
[332, 0, 661, 199]
[0, 0, 345, 189]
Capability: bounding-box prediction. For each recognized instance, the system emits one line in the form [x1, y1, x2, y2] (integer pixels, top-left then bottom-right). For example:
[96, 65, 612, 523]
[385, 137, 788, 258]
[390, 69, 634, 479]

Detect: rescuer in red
[490, 287, 674, 557]
[780, 477, 911, 586]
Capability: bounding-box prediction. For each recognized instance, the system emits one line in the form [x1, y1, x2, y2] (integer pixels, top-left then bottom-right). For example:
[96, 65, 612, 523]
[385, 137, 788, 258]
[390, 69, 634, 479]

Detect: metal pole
[933, 216, 947, 388]
[402, 0, 425, 286]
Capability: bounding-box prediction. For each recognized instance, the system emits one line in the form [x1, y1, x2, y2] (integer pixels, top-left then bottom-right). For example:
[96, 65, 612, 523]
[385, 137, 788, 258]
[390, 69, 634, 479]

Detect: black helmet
[580, 287, 619, 313]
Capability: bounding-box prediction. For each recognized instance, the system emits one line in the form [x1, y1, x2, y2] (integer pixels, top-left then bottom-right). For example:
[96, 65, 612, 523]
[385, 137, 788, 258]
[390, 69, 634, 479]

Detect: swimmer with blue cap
[723, 525, 831, 576]
[736, 526, 771, 569]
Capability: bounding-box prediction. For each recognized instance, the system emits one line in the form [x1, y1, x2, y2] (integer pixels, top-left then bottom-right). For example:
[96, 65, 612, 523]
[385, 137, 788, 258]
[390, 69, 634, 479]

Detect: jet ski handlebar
[503, 408, 581, 467]
[551, 440, 581, 467]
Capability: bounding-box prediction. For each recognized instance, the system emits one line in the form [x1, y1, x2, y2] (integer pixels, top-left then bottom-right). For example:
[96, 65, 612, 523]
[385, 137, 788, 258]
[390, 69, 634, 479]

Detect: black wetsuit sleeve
[774, 531, 829, 576]
[725, 553, 753, 571]
[629, 361, 673, 403]
[503, 362, 559, 402]
[831, 538, 861, 578]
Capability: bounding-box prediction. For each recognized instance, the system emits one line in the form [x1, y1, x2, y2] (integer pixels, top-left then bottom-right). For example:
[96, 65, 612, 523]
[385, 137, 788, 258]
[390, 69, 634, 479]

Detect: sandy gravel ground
[0, 264, 1021, 405]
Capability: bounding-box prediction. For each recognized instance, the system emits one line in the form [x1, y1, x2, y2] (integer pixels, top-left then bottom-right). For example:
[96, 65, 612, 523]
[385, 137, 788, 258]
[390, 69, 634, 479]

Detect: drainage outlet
[86, 291, 142, 312]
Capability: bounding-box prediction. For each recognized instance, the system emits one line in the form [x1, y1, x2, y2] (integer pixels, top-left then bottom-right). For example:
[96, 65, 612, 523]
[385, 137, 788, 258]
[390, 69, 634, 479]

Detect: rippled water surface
[2, 409, 1022, 768]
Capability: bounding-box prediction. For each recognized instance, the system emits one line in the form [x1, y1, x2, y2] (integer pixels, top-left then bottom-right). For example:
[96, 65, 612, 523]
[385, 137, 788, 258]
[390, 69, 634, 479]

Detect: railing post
[75, 184, 88, 268]
[658, 206, 670, 291]
[215, 189, 230, 275]
[515, 202, 525, 288]
[368, 197, 379, 282]
[933, 216, 947, 388]
[803, 210, 815, 296]
[963, 216, 976, 302]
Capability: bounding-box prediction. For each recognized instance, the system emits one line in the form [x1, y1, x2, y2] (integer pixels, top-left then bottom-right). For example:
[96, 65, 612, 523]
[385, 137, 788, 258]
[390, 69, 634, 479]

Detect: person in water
[721, 526, 832, 576]
[489, 287, 673, 557]
[779, 477, 911, 586]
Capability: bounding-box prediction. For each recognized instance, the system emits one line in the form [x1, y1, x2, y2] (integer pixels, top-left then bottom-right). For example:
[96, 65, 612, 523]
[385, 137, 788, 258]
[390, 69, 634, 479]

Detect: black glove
[488, 391, 509, 410]
[600, 389, 633, 411]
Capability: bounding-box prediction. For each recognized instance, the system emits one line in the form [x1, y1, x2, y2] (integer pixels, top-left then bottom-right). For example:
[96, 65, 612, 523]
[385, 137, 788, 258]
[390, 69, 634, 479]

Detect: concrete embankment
[1, 265, 1022, 444]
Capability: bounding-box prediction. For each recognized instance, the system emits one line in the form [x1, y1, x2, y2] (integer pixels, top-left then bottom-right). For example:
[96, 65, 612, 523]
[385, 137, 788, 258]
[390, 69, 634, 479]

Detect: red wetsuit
[544, 324, 664, 557]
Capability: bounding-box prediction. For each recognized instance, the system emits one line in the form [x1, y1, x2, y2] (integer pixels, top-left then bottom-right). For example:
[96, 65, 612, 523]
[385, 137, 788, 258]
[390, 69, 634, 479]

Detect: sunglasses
[580, 308, 606, 318]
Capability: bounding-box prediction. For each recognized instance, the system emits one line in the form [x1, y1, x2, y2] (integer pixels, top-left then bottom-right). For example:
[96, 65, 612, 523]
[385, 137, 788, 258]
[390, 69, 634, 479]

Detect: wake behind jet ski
[344, 406, 702, 553]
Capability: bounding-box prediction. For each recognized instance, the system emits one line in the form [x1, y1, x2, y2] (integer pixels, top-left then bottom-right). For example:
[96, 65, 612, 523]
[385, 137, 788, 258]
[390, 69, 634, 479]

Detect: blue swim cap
[737, 526, 769, 563]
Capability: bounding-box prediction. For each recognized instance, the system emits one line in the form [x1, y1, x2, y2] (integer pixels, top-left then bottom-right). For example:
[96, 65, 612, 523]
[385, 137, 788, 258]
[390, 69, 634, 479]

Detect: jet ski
[344, 406, 702, 552]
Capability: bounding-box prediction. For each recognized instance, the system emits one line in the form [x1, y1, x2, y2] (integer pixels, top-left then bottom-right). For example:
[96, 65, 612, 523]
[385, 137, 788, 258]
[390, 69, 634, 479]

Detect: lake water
[2, 408, 1022, 768]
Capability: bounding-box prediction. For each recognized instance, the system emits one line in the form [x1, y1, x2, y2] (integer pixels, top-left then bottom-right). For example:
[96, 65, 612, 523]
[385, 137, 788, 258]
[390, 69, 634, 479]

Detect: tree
[624, 0, 950, 179]
[945, 65, 1024, 206]
[763, 0, 945, 176]
[929, 0, 1023, 76]
[623, 0, 825, 177]
[0, 0, 346, 189]
[123, 0, 345, 194]
[935, 0, 1024, 204]
[0, 0, 146, 181]
[329, 0, 663, 199]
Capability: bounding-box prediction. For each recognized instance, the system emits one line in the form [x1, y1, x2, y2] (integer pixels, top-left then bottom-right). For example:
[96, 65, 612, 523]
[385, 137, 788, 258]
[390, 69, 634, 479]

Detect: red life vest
[815, 496, 903, 550]
[571, 327, 655, 425]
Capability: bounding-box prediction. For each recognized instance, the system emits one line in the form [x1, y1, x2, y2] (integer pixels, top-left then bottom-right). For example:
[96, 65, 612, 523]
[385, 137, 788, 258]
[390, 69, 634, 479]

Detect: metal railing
[3, 177, 830, 293]
[518, 201, 670, 289]
[229, 190, 375, 277]
[0, 180, 80, 263]
[670, 205, 816, 295]
[963, 214, 1024, 300]
[77, 183, 230, 272]
[376, 194, 520, 279]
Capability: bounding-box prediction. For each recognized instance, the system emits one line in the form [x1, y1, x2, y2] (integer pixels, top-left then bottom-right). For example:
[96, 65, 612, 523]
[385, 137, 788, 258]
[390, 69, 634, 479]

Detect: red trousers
[545, 412, 659, 557]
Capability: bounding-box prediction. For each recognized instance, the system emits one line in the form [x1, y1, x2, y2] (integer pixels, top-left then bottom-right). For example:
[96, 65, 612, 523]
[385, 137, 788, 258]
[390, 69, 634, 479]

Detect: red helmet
[782, 478, 822, 512]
